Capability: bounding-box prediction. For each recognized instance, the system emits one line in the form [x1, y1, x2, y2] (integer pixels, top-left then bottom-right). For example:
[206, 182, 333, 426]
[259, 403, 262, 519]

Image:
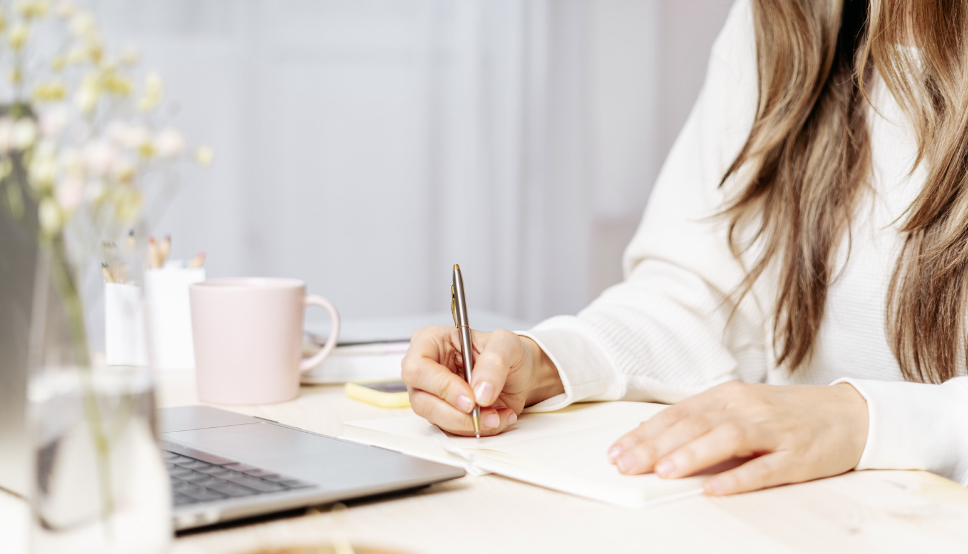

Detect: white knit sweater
[521, 0, 968, 486]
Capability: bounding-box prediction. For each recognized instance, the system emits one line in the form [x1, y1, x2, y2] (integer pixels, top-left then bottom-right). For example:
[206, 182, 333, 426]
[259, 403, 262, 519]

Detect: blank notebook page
[342, 401, 707, 508]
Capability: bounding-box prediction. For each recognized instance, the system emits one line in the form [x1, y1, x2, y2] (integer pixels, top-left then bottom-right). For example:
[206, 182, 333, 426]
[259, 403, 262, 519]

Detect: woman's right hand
[401, 326, 564, 437]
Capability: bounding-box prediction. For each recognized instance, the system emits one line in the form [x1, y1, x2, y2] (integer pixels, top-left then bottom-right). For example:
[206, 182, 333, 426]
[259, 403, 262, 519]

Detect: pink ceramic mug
[189, 278, 340, 404]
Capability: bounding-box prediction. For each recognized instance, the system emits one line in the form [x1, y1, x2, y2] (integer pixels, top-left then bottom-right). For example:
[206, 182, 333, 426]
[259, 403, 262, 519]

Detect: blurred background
[97, 0, 733, 324]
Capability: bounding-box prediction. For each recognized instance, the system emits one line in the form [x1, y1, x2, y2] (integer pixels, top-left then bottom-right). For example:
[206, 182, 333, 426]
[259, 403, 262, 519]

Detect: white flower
[18, 1, 51, 19]
[39, 107, 69, 137]
[105, 120, 130, 146]
[55, 1, 76, 18]
[111, 157, 135, 183]
[55, 176, 84, 210]
[34, 138, 57, 159]
[17, 1, 51, 19]
[66, 45, 86, 65]
[153, 128, 185, 159]
[106, 121, 149, 150]
[114, 187, 142, 223]
[38, 197, 63, 235]
[84, 179, 105, 202]
[28, 141, 58, 189]
[8, 23, 30, 51]
[69, 11, 95, 37]
[28, 159, 56, 190]
[83, 140, 117, 176]
[11, 118, 38, 150]
[58, 147, 84, 177]
[121, 124, 149, 150]
[35, 139, 57, 159]
[0, 117, 15, 155]
[144, 71, 162, 91]
[74, 75, 99, 114]
[137, 71, 163, 112]
[194, 145, 214, 168]
[119, 45, 139, 66]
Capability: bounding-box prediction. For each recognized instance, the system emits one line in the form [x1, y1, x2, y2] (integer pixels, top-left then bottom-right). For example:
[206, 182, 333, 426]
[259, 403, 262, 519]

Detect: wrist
[522, 336, 565, 406]
[833, 382, 870, 467]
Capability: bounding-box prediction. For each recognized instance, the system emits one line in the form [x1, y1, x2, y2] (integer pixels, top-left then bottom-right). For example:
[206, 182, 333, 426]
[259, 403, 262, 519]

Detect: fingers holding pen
[402, 354, 476, 414]
[468, 328, 524, 407]
[479, 405, 517, 433]
[409, 388, 516, 437]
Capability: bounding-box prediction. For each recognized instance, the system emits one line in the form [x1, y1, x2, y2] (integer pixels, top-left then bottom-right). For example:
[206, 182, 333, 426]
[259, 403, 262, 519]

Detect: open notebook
[341, 401, 706, 508]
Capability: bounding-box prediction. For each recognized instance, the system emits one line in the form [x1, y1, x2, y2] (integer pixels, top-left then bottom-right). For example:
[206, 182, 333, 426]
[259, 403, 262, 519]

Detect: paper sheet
[342, 401, 706, 508]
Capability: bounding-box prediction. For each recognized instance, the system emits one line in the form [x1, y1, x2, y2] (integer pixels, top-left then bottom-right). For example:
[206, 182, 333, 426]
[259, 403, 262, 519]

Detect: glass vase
[28, 366, 172, 554]
[26, 244, 172, 554]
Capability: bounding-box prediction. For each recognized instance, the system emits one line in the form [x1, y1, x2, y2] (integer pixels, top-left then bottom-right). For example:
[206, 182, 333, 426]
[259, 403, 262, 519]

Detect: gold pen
[451, 264, 481, 437]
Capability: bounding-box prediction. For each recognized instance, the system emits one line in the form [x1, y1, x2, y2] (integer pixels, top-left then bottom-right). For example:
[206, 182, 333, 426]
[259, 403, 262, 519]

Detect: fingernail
[474, 382, 494, 405]
[507, 412, 517, 425]
[617, 453, 636, 473]
[705, 479, 723, 495]
[483, 413, 500, 429]
[655, 459, 675, 477]
[607, 445, 623, 462]
[457, 395, 474, 413]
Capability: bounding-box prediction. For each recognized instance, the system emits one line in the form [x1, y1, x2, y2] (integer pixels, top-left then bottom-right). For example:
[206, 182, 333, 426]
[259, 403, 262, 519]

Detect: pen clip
[451, 285, 458, 328]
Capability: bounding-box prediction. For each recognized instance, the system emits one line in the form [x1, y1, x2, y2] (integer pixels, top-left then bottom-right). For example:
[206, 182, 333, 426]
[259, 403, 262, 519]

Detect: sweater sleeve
[834, 377, 968, 485]
[522, 0, 768, 412]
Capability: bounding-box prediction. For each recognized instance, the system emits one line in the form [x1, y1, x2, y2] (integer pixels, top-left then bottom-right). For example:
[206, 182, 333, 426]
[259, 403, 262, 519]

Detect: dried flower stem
[44, 235, 114, 538]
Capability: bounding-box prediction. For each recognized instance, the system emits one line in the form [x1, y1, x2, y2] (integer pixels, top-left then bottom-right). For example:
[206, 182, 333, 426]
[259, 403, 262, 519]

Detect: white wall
[585, 0, 734, 297]
[96, 0, 733, 323]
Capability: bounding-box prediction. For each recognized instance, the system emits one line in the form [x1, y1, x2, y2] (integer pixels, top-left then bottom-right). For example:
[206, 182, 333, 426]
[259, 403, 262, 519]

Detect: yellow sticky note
[344, 381, 411, 409]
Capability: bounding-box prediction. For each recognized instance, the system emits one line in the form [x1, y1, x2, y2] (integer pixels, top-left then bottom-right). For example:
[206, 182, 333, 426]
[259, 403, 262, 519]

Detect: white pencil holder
[145, 266, 206, 370]
[105, 283, 149, 367]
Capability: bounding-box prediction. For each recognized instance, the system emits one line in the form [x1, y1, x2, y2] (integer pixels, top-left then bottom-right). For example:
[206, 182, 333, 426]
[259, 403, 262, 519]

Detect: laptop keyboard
[165, 450, 316, 507]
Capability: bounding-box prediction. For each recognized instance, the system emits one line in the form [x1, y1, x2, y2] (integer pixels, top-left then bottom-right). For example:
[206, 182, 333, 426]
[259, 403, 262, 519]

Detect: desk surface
[5, 371, 968, 554]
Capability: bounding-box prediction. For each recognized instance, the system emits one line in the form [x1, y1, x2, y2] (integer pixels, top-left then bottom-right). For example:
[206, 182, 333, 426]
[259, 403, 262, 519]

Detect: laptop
[161, 405, 464, 530]
[0, 200, 464, 529]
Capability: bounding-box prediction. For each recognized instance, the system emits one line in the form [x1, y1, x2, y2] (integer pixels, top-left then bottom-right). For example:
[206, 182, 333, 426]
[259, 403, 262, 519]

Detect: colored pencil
[159, 235, 171, 266]
[101, 262, 116, 283]
[148, 236, 160, 268]
[188, 252, 206, 268]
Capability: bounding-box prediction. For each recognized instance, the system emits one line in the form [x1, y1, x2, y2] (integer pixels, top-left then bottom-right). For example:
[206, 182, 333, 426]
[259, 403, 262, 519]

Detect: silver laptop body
[2, 209, 464, 528]
[162, 405, 464, 530]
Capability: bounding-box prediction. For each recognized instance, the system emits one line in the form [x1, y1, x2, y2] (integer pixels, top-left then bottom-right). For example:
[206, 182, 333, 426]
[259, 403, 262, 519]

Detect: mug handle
[300, 295, 341, 373]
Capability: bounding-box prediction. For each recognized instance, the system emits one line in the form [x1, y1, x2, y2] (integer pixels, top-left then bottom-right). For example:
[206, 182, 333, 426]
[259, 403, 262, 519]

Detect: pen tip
[453, 263, 460, 270]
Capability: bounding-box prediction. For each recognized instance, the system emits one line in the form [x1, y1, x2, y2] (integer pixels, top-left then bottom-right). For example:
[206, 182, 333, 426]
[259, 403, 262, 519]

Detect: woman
[401, 0, 968, 496]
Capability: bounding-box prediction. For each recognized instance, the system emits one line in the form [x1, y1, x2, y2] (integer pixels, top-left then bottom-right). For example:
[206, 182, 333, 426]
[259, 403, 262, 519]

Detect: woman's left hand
[607, 382, 869, 495]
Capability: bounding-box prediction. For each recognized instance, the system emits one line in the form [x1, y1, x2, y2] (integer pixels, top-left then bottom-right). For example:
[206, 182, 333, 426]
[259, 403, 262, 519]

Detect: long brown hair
[723, 0, 968, 384]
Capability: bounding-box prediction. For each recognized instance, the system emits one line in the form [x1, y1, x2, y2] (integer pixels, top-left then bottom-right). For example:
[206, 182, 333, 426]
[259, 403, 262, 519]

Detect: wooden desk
[5, 371, 968, 553]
